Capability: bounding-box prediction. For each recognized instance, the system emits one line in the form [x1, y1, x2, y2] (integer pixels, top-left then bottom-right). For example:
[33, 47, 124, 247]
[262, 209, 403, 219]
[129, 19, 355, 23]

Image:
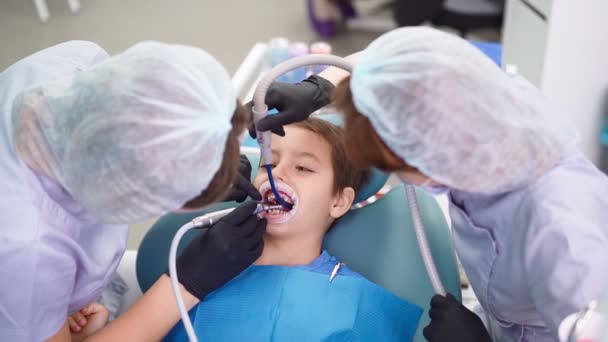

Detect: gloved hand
[175, 201, 266, 300]
[222, 155, 262, 203]
[423, 294, 492, 342]
[249, 75, 334, 138]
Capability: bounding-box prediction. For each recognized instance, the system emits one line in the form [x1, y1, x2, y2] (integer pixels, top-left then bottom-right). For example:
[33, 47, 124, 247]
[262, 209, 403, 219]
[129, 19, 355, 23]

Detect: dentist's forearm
[86, 274, 199, 342]
[318, 52, 361, 85]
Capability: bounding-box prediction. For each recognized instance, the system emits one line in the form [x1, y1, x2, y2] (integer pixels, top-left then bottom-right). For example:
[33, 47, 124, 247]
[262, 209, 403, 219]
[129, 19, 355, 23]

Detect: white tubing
[169, 208, 236, 342]
[169, 221, 198, 342]
[405, 185, 447, 296]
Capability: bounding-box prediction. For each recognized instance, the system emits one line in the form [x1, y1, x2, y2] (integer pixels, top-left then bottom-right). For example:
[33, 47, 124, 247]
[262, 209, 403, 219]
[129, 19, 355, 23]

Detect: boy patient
[165, 117, 423, 341]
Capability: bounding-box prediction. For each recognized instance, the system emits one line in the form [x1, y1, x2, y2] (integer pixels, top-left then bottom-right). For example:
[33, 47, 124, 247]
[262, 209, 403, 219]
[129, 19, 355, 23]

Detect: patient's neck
[255, 233, 324, 266]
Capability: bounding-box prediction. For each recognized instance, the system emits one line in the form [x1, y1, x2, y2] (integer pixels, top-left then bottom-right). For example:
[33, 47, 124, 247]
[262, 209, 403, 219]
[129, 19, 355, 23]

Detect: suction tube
[252, 55, 355, 210]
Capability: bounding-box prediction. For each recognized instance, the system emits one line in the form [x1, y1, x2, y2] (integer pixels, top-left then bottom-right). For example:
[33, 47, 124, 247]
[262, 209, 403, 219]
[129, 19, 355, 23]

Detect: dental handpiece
[191, 203, 284, 228]
[254, 203, 285, 215]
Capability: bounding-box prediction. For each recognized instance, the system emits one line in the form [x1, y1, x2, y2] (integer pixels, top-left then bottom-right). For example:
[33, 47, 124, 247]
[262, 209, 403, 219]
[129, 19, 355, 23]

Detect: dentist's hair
[181, 100, 249, 209]
[333, 76, 418, 173]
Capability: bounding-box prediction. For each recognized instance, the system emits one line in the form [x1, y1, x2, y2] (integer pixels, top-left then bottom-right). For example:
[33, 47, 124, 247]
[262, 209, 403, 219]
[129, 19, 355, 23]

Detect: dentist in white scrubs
[0, 41, 266, 341]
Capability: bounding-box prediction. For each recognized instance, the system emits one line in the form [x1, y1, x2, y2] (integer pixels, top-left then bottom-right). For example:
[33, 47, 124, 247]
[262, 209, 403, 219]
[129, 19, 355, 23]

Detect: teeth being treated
[259, 181, 298, 223]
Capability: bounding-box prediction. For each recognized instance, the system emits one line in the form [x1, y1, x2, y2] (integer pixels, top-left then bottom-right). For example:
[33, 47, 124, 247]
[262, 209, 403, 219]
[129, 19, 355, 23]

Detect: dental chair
[135, 152, 460, 341]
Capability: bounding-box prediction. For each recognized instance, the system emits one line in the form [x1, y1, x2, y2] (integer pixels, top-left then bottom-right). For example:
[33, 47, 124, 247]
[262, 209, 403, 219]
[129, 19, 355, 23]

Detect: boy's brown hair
[292, 117, 369, 196]
[182, 101, 249, 209]
[333, 76, 418, 173]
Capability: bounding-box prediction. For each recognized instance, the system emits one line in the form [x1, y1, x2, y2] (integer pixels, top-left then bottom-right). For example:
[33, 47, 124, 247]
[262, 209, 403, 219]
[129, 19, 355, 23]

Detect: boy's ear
[330, 187, 355, 219]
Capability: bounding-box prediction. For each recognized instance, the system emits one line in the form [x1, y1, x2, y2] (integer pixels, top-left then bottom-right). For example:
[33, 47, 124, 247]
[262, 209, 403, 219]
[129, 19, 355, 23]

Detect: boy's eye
[296, 166, 313, 173]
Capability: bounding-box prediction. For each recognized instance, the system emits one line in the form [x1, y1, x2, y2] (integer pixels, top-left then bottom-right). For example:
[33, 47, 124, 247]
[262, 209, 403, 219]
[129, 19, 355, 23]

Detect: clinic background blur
[1, 0, 607, 250]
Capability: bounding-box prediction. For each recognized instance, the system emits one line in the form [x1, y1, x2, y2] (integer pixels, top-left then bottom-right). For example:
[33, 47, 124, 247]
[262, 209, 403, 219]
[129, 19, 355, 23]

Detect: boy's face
[253, 125, 354, 239]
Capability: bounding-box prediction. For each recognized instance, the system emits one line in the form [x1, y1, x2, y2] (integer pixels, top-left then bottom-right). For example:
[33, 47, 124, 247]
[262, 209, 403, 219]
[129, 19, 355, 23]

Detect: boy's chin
[265, 223, 292, 236]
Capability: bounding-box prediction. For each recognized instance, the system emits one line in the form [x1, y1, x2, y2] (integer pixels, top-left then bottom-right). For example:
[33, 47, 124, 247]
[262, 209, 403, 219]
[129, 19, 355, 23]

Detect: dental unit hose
[169, 203, 284, 342]
[170, 54, 446, 342]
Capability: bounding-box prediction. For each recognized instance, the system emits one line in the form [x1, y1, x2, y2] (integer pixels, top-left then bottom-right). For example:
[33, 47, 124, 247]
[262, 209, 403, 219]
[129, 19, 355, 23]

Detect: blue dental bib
[166, 252, 422, 341]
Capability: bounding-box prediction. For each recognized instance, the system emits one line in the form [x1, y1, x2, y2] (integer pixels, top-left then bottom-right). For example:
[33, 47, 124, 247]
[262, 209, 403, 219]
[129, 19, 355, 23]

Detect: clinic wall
[540, 0, 608, 165]
[502, 0, 608, 166]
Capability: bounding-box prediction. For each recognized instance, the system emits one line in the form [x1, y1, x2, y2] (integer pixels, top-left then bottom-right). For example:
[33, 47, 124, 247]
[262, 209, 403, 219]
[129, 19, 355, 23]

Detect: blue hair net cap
[12, 41, 236, 224]
[351, 27, 575, 193]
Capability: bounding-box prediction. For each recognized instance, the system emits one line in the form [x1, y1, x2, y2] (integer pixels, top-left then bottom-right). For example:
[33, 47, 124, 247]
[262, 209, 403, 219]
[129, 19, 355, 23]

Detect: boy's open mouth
[259, 181, 298, 224]
[264, 191, 294, 213]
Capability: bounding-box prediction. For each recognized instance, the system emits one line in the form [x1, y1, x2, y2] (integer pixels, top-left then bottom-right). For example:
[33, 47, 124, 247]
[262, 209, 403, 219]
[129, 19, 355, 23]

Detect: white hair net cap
[12, 41, 236, 224]
[351, 27, 575, 194]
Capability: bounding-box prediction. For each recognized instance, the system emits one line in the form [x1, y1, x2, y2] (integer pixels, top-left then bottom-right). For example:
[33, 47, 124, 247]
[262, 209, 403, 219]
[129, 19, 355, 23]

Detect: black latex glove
[248, 75, 334, 138]
[222, 155, 262, 203]
[175, 201, 266, 300]
[423, 294, 492, 342]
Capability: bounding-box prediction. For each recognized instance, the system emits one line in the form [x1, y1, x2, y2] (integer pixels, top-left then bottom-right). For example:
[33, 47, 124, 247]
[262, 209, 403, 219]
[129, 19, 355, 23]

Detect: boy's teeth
[267, 208, 288, 215]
